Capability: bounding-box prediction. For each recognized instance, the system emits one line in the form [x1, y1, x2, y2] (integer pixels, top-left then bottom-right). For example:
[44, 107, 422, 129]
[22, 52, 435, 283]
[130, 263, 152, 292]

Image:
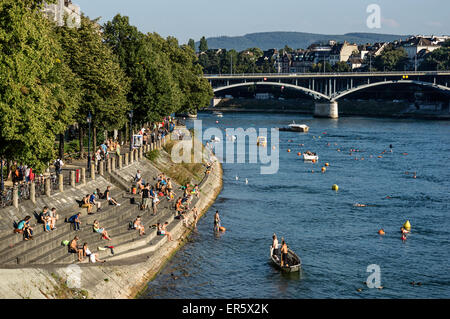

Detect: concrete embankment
[0, 129, 223, 299]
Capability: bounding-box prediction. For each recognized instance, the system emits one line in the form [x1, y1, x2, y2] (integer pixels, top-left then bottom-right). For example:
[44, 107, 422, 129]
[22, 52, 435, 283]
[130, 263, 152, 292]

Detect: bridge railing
[204, 70, 450, 78]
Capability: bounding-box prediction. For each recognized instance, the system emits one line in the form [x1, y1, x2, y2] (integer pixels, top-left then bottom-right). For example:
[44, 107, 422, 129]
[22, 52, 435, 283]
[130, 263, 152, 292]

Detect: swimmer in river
[214, 210, 221, 232]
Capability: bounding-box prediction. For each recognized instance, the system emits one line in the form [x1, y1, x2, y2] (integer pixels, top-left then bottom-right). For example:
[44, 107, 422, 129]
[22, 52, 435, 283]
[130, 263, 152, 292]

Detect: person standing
[272, 234, 279, 257]
[54, 158, 63, 176]
[280, 239, 289, 267]
[141, 184, 150, 212]
[214, 210, 221, 232]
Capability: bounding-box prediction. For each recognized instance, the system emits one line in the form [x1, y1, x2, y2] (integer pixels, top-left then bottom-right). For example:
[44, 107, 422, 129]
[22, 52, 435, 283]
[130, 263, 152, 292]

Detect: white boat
[288, 122, 309, 132]
[303, 153, 318, 161]
[213, 111, 223, 118]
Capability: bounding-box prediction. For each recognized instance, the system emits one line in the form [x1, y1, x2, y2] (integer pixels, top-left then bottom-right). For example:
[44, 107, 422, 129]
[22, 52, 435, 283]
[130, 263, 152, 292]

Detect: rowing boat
[270, 246, 301, 272]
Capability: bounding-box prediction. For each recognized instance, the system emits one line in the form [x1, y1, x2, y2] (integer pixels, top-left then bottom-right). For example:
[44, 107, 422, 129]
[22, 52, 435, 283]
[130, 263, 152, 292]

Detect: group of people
[14, 206, 59, 236]
[272, 234, 290, 267]
[95, 139, 121, 163]
[7, 161, 39, 185]
[68, 236, 105, 263]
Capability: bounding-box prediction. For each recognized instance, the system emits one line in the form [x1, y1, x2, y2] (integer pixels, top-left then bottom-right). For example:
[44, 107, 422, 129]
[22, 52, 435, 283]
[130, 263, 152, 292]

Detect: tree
[419, 40, 450, 71]
[188, 38, 196, 52]
[199, 36, 208, 52]
[374, 45, 409, 71]
[59, 15, 130, 156]
[333, 61, 351, 72]
[0, 0, 79, 172]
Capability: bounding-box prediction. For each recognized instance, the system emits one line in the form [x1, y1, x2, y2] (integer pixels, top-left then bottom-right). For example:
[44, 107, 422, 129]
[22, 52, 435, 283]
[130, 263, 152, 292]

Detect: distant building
[328, 41, 358, 65]
[400, 36, 442, 60]
[347, 57, 364, 70]
[43, 0, 81, 28]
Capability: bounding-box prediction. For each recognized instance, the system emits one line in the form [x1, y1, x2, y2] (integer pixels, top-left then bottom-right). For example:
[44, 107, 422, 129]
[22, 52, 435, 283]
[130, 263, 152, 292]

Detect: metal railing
[204, 70, 450, 78]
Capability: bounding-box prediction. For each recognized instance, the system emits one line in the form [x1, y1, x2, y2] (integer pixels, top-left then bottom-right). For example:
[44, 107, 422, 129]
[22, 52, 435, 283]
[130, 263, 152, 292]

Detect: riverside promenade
[0, 126, 223, 299]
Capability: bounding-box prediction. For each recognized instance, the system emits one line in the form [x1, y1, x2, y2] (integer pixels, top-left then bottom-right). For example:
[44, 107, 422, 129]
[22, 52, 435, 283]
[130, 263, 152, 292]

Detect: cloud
[381, 17, 400, 28]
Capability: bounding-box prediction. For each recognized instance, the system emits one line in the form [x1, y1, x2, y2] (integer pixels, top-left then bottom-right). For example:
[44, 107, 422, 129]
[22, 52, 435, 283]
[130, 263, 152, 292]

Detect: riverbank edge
[130, 159, 223, 299]
[0, 134, 223, 299]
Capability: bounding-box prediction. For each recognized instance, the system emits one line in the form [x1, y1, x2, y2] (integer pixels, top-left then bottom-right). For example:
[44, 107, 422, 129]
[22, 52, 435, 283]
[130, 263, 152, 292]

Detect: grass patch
[49, 273, 90, 299]
[146, 149, 160, 162]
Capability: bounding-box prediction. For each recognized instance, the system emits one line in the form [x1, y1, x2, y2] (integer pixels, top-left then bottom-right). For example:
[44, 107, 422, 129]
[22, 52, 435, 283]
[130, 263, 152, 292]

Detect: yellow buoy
[321, 167, 326, 172]
[325, 163, 329, 166]
[403, 220, 411, 231]
[332, 184, 339, 191]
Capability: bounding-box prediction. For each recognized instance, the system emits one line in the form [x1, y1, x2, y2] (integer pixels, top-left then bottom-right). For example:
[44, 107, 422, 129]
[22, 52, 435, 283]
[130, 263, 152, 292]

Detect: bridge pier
[314, 101, 338, 119]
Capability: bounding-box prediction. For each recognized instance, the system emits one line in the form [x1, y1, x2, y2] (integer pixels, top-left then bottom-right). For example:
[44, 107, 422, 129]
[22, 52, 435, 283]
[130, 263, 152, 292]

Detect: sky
[75, 0, 450, 43]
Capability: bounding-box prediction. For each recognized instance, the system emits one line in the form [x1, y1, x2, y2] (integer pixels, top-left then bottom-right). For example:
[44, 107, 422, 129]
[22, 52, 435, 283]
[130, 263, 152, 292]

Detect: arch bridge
[204, 71, 450, 118]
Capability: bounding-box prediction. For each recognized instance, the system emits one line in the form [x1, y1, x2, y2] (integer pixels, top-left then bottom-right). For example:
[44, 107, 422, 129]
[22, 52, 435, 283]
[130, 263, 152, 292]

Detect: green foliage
[103, 15, 212, 120]
[419, 40, 450, 71]
[333, 61, 351, 72]
[199, 36, 208, 52]
[311, 61, 332, 73]
[58, 16, 130, 132]
[374, 45, 409, 71]
[146, 149, 160, 162]
[0, 0, 78, 172]
[187, 38, 195, 51]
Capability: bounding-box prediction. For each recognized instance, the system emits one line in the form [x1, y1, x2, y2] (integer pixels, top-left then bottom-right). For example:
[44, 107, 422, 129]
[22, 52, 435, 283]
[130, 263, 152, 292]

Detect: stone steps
[4, 201, 137, 265]
[0, 188, 125, 252]
[0, 194, 130, 264]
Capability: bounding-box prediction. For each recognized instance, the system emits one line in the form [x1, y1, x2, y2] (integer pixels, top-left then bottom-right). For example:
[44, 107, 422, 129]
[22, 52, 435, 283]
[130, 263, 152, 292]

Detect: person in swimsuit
[69, 236, 83, 262]
[280, 240, 289, 267]
[214, 211, 221, 232]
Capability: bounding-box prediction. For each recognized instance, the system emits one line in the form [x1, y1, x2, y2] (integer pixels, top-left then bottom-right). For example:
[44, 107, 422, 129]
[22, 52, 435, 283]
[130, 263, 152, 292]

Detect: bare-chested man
[280, 239, 288, 267]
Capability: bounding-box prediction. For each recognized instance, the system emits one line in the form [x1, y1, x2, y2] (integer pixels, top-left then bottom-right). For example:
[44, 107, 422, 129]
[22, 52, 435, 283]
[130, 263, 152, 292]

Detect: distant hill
[197, 32, 410, 51]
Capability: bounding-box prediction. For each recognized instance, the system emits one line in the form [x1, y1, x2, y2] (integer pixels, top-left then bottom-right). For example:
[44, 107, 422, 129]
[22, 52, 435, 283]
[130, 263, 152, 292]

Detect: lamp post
[87, 112, 92, 170]
[129, 110, 134, 152]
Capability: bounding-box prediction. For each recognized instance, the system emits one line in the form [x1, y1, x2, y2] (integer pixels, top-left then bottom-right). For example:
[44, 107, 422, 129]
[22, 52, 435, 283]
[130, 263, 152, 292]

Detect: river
[141, 111, 450, 299]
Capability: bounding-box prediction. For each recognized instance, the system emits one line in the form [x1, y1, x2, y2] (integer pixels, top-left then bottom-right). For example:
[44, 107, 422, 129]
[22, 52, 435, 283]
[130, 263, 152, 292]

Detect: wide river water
[142, 111, 449, 299]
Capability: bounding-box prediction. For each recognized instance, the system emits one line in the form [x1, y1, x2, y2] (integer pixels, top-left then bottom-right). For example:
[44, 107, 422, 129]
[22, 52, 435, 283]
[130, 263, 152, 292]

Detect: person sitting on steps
[81, 194, 93, 214]
[68, 236, 83, 262]
[89, 191, 101, 212]
[104, 186, 120, 206]
[68, 212, 82, 231]
[93, 220, 111, 240]
[133, 216, 145, 236]
[83, 243, 105, 264]
[15, 216, 33, 240]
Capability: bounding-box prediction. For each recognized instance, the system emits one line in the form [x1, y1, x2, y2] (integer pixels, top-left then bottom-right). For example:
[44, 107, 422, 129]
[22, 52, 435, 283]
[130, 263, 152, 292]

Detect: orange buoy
[321, 167, 326, 172]
[325, 163, 329, 166]
[378, 229, 385, 235]
[219, 226, 226, 232]
[378, 156, 382, 158]
[312, 159, 316, 163]
[297, 152, 301, 156]
[287, 149, 291, 152]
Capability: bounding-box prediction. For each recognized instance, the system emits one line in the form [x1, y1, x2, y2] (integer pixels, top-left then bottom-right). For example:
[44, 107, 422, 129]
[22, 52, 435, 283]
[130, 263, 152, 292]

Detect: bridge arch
[332, 80, 450, 101]
[213, 81, 331, 101]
